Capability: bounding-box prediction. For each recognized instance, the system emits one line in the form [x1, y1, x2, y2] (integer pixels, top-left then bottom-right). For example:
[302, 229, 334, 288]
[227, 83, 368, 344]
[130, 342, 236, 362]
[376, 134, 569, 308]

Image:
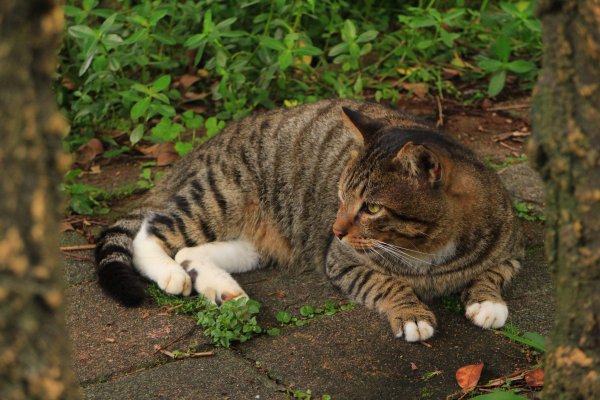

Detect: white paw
[174, 247, 195, 264]
[466, 300, 508, 329]
[396, 320, 435, 342]
[157, 265, 192, 296]
[182, 260, 247, 305]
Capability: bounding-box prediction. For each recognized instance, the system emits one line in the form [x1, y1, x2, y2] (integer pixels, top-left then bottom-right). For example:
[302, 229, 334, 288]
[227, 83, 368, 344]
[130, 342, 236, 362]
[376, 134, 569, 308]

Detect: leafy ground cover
[57, 0, 541, 215]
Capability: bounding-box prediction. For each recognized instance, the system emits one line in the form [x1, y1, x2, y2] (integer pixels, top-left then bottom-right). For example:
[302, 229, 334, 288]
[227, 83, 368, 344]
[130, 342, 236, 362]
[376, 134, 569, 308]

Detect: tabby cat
[95, 99, 523, 342]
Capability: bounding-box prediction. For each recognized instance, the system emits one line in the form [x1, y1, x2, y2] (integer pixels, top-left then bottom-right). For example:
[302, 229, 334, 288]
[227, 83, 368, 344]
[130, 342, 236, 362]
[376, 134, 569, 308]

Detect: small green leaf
[175, 141, 193, 157]
[300, 305, 315, 317]
[276, 311, 292, 324]
[68, 25, 96, 40]
[267, 327, 281, 336]
[130, 97, 151, 120]
[356, 30, 378, 43]
[470, 391, 528, 400]
[278, 49, 293, 70]
[258, 35, 286, 51]
[152, 75, 171, 92]
[507, 60, 535, 74]
[488, 70, 506, 97]
[130, 124, 145, 145]
[342, 19, 357, 41]
[328, 42, 348, 57]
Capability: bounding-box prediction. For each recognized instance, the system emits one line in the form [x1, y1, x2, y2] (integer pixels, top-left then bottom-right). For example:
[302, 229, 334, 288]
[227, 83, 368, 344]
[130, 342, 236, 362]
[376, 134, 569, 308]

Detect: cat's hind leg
[462, 258, 521, 329]
[174, 240, 261, 304]
[132, 218, 192, 296]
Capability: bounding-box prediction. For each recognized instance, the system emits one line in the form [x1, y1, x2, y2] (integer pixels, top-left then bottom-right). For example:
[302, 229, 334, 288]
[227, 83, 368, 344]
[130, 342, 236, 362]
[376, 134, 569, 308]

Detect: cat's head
[334, 107, 472, 269]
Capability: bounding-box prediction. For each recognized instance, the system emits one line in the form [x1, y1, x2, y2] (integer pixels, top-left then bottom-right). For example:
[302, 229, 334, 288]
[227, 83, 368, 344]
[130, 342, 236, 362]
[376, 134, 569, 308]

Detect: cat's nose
[333, 226, 347, 239]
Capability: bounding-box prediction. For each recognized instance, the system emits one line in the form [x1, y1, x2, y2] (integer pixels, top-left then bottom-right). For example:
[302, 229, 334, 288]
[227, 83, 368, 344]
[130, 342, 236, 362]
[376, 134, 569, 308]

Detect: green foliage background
[58, 0, 541, 214]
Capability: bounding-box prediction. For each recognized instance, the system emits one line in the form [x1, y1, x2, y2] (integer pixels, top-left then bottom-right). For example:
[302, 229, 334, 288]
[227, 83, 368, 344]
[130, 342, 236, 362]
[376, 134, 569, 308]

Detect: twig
[153, 326, 198, 355]
[499, 141, 521, 152]
[487, 104, 531, 111]
[61, 251, 94, 262]
[60, 244, 96, 251]
[435, 95, 444, 127]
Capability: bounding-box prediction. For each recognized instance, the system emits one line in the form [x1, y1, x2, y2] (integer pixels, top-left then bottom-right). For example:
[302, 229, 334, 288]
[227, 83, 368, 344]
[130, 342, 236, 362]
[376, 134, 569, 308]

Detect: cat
[95, 99, 523, 342]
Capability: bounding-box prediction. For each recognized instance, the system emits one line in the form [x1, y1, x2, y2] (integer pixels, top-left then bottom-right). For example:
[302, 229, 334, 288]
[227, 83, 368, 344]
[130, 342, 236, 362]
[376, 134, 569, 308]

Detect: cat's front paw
[157, 265, 193, 296]
[388, 307, 437, 342]
[181, 260, 247, 305]
[465, 300, 508, 329]
[395, 320, 435, 342]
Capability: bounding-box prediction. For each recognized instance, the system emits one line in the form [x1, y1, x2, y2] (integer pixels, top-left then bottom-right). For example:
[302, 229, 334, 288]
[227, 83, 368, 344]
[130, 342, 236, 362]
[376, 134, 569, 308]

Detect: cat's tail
[95, 210, 147, 306]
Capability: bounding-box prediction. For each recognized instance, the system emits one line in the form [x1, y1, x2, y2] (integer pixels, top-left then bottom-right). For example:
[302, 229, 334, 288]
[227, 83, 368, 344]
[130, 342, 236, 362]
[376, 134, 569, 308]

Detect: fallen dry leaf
[178, 74, 201, 91]
[75, 138, 104, 168]
[410, 362, 418, 370]
[456, 363, 484, 392]
[399, 82, 429, 99]
[61, 221, 74, 232]
[104, 338, 116, 343]
[524, 368, 544, 387]
[156, 143, 179, 166]
[138, 143, 179, 166]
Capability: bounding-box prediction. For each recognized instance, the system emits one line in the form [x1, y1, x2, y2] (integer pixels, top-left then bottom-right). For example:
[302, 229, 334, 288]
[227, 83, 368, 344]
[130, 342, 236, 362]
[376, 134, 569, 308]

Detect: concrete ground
[62, 100, 553, 399]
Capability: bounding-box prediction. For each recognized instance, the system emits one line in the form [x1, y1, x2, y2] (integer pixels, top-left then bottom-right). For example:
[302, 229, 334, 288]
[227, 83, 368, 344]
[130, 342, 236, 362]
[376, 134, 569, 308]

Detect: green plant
[500, 323, 547, 353]
[270, 301, 356, 335]
[471, 390, 528, 400]
[147, 284, 262, 347]
[513, 201, 545, 222]
[62, 169, 109, 215]
[485, 156, 528, 171]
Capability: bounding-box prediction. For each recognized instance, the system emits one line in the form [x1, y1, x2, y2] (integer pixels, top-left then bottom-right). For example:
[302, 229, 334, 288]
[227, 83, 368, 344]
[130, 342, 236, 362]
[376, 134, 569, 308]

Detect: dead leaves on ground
[454, 363, 544, 398]
[456, 363, 484, 393]
[137, 142, 179, 166]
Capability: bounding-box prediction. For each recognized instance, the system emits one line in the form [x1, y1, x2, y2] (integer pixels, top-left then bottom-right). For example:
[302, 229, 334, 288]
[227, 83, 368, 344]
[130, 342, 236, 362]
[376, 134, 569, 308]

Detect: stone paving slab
[240, 304, 530, 399]
[83, 350, 285, 400]
[66, 282, 212, 385]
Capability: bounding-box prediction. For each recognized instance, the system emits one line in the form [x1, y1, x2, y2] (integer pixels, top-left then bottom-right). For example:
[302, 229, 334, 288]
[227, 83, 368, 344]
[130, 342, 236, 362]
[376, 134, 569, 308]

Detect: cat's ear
[341, 107, 384, 146]
[396, 142, 444, 184]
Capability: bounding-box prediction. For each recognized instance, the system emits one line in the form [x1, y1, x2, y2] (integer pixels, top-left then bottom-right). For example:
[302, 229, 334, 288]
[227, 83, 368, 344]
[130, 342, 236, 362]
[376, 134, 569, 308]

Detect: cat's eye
[363, 203, 382, 215]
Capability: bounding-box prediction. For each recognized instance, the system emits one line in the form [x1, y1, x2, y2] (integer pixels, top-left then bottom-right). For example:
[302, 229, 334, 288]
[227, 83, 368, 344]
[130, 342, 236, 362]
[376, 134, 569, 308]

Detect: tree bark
[530, 0, 600, 398]
[0, 1, 80, 399]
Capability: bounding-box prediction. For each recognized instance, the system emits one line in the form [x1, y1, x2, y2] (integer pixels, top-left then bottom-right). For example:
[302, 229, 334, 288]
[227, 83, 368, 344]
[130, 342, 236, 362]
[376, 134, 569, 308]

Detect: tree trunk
[0, 1, 80, 399]
[530, 0, 600, 398]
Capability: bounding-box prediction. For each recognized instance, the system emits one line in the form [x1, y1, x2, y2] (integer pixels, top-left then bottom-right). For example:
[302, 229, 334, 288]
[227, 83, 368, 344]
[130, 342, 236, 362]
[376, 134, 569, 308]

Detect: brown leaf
[410, 362, 418, 370]
[525, 368, 544, 387]
[442, 67, 462, 79]
[89, 165, 102, 174]
[400, 82, 429, 98]
[178, 74, 201, 91]
[156, 143, 179, 166]
[456, 363, 484, 392]
[61, 221, 74, 232]
[75, 138, 104, 168]
[137, 144, 160, 156]
[62, 77, 76, 90]
[269, 290, 287, 298]
[104, 338, 116, 343]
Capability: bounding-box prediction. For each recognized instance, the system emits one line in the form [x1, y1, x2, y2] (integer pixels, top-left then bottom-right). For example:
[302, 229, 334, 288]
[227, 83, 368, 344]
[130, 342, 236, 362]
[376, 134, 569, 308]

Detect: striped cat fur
[95, 99, 523, 342]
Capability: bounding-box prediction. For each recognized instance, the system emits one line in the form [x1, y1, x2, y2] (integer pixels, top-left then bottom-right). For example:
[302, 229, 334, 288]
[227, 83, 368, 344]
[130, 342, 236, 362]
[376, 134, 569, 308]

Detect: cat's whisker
[372, 242, 418, 269]
[373, 241, 433, 266]
[373, 239, 434, 256]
